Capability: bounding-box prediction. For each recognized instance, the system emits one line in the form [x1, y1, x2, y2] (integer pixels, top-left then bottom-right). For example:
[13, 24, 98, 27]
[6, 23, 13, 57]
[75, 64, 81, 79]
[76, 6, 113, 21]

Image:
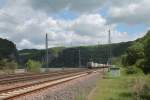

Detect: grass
[89, 70, 150, 100]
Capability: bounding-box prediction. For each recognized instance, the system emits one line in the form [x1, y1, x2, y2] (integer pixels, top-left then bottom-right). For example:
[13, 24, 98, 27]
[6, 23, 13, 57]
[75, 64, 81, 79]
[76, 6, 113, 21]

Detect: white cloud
[69, 14, 106, 36]
[108, 0, 150, 25]
[28, 0, 105, 13]
[18, 39, 44, 49]
[0, 0, 148, 49]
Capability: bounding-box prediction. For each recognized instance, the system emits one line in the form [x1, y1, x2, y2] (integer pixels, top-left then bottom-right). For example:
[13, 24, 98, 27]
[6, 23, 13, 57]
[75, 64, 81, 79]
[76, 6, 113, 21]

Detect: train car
[87, 61, 94, 69]
[87, 61, 111, 69]
[87, 61, 100, 69]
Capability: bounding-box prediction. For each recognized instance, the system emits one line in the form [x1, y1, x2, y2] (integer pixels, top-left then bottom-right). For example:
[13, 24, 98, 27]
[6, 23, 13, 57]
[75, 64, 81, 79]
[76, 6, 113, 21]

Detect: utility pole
[108, 29, 112, 65]
[78, 49, 81, 67]
[45, 33, 49, 68]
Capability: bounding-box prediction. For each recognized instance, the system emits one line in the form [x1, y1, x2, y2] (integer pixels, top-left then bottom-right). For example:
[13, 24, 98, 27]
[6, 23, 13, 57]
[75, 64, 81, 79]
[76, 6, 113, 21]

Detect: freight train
[87, 61, 111, 69]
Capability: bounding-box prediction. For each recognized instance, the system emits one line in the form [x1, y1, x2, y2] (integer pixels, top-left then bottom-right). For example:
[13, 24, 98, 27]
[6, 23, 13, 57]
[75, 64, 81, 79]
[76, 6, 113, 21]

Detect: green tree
[26, 60, 41, 72]
[144, 38, 150, 73]
[126, 42, 144, 65]
[121, 30, 150, 73]
[144, 38, 150, 61]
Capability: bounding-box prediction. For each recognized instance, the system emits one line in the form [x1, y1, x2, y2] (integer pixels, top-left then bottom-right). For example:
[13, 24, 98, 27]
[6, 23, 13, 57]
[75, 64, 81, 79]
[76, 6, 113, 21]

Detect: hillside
[0, 38, 18, 61]
[19, 42, 132, 67]
[18, 47, 65, 67]
[122, 30, 150, 73]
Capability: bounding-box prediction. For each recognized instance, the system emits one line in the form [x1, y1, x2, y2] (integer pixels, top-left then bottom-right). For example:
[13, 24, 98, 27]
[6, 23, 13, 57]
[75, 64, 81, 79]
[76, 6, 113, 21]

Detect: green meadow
[89, 69, 150, 100]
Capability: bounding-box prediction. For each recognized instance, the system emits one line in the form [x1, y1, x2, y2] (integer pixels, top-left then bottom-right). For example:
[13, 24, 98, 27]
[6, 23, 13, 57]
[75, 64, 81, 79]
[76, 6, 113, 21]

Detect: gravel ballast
[14, 71, 102, 100]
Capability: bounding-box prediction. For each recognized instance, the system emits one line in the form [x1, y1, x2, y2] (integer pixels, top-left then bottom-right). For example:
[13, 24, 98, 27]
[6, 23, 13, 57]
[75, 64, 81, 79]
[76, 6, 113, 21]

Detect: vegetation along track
[0, 69, 97, 100]
[0, 70, 84, 84]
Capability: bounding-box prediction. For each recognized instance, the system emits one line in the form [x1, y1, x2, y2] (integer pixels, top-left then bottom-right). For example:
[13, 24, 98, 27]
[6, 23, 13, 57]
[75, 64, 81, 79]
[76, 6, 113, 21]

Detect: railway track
[0, 69, 96, 100]
[0, 70, 87, 92]
[0, 73, 34, 79]
[0, 70, 83, 84]
[0, 70, 77, 80]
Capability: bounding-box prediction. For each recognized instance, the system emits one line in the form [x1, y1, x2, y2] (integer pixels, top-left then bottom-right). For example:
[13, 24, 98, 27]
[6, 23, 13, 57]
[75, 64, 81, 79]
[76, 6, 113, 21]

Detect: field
[89, 72, 150, 100]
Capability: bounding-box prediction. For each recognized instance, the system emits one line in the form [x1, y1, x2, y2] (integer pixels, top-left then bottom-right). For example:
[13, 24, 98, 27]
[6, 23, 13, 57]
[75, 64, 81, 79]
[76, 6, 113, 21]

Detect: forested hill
[0, 37, 133, 68]
[19, 42, 132, 67]
[0, 38, 18, 61]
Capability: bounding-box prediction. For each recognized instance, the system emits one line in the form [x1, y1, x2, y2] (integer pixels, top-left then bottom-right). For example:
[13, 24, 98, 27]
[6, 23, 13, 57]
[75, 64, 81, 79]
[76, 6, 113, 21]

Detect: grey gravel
[15, 71, 102, 100]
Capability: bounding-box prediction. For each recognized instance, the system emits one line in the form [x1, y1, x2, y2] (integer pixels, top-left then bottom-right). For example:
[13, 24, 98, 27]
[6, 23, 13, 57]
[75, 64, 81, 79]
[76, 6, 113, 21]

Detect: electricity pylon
[45, 33, 49, 68]
[108, 29, 112, 65]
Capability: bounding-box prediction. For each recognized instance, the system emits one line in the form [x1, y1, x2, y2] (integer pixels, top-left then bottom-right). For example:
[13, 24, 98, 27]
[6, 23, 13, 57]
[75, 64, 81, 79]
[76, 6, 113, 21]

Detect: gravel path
[13, 71, 103, 100]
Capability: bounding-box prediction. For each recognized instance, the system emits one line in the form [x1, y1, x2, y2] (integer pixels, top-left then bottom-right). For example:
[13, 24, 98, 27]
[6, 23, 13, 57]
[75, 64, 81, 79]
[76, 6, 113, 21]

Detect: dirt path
[87, 75, 103, 100]
[88, 86, 97, 100]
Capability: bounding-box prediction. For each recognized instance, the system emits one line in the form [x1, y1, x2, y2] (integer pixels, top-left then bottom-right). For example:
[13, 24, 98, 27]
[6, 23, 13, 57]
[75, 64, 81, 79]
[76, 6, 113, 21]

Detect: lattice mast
[45, 33, 49, 68]
[108, 30, 112, 65]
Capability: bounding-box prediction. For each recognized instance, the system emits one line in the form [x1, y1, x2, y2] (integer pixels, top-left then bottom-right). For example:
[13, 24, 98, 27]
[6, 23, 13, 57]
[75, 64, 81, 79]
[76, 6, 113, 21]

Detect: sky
[0, 0, 149, 50]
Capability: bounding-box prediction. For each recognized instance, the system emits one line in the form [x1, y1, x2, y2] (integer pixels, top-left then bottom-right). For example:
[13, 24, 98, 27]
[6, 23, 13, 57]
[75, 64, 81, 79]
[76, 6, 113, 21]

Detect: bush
[0, 59, 17, 73]
[141, 81, 150, 99]
[121, 54, 128, 66]
[26, 60, 41, 73]
[136, 59, 145, 68]
[6, 61, 17, 70]
[132, 78, 145, 100]
[112, 57, 122, 66]
[125, 66, 143, 75]
[142, 63, 150, 74]
[132, 77, 150, 100]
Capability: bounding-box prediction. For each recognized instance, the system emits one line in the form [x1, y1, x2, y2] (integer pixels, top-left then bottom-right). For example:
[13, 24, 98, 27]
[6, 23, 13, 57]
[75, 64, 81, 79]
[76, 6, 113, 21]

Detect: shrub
[0, 59, 17, 73]
[121, 54, 128, 66]
[6, 60, 17, 70]
[112, 57, 122, 66]
[141, 82, 150, 99]
[125, 66, 143, 75]
[132, 77, 150, 100]
[26, 60, 41, 73]
[136, 59, 145, 68]
[132, 78, 145, 100]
